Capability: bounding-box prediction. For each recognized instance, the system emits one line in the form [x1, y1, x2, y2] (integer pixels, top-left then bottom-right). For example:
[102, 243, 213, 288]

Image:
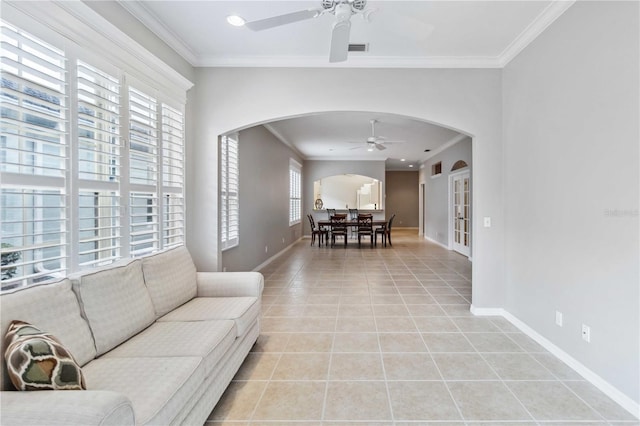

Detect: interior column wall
[503, 1, 639, 404]
[188, 67, 504, 310]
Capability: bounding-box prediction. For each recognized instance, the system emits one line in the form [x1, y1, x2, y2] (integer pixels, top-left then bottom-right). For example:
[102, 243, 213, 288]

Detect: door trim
[448, 168, 471, 257]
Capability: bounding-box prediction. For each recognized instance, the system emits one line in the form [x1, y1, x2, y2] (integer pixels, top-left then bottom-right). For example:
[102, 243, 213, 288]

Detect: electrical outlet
[265, 245, 268, 253]
[582, 324, 591, 342]
[282, 237, 285, 244]
[483, 217, 491, 227]
[222, 267, 227, 272]
[555, 311, 563, 327]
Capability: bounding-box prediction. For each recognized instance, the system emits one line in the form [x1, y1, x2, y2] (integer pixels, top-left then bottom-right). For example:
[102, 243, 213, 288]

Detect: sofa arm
[196, 271, 264, 297]
[0, 390, 134, 426]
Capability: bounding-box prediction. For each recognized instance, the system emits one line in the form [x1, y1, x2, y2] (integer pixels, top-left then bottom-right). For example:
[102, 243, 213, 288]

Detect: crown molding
[194, 55, 503, 69]
[421, 133, 469, 162]
[119, 0, 576, 70]
[117, 0, 199, 66]
[499, 0, 576, 66]
[306, 156, 385, 161]
[263, 124, 307, 159]
[4, 0, 193, 97]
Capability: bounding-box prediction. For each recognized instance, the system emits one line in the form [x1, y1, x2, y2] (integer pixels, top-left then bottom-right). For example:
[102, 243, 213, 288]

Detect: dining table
[316, 219, 387, 247]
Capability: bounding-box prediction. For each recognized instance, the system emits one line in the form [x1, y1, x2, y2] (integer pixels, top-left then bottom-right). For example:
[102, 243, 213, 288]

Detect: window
[0, 22, 186, 291]
[220, 134, 239, 250]
[289, 159, 302, 226]
[451, 160, 468, 171]
[431, 161, 442, 177]
[76, 61, 121, 267]
[161, 104, 185, 249]
[1, 22, 68, 288]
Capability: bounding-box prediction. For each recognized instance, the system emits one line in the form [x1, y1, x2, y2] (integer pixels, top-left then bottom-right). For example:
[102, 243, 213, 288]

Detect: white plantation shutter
[129, 191, 158, 256]
[128, 86, 159, 256]
[1, 22, 68, 287]
[0, 19, 188, 291]
[289, 159, 301, 225]
[77, 61, 120, 182]
[221, 134, 239, 250]
[78, 191, 120, 266]
[76, 61, 121, 266]
[129, 87, 157, 186]
[161, 103, 184, 247]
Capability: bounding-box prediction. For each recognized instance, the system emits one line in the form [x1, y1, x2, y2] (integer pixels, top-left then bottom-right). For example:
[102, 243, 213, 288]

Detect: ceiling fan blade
[375, 143, 387, 151]
[245, 9, 319, 31]
[329, 20, 351, 63]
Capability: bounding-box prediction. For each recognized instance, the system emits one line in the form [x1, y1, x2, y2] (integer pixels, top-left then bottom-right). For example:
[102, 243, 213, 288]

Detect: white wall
[189, 67, 504, 311]
[503, 1, 639, 405]
[305, 160, 385, 234]
[319, 174, 376, 210]
[221, 126, 303, 271]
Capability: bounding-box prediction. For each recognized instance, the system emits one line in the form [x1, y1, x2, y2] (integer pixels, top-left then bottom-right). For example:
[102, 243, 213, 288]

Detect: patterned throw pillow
[4, 320, 86, 391]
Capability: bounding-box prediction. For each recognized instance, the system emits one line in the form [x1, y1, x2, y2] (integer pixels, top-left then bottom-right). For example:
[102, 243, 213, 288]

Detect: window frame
[220, 133, 239, 251]
[289, 159, 302, 226]
[0, 16, 188, 292]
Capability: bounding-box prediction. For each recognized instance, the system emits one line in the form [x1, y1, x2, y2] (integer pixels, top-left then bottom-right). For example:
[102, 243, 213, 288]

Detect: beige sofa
[0, 246, 263, 425]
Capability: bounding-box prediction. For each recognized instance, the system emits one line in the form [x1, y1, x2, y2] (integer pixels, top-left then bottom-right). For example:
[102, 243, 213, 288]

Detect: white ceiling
[121, 0, 574, 169]
[265, 112, 466, 170]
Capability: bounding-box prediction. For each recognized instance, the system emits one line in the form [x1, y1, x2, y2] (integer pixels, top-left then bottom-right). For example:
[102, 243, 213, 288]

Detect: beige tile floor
[206, 229, 638, 425]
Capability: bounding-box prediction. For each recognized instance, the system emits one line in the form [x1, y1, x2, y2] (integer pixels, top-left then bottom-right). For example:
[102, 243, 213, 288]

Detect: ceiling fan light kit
[226, 15, 246, 27]
[347, 119, 405, 152]
[242, 0, 371, 63]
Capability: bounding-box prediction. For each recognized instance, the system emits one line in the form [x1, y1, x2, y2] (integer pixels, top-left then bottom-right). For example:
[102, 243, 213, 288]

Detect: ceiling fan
[349, 119, 405, 151]
[243, 0, 374, 63]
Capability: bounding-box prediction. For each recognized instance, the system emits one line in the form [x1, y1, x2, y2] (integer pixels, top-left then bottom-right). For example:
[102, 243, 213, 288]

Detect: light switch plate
[483, 217, 491, 227]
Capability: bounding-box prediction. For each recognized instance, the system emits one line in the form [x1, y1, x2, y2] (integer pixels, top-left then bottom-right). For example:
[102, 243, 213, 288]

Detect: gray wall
[304, 160, 386, 235]
[221, 126, 303, 271]
[503, 1, 639, 404]
[421, 138, 472, 247]
[188, 67, 504, 312]
[385, 171, 419, 227]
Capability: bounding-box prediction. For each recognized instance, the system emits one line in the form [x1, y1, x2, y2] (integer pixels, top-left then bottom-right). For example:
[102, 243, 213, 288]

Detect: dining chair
[356, 213, 374, 248]
[326, 208, 336, 220]
[348, 208, 359, 238]
[307, 214, 328, 246]
[375, 213, 395, 247]
[330, 214, 348, 247]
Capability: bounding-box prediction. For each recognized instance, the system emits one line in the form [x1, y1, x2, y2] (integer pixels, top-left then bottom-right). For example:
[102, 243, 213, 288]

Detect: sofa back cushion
[0, 278, 96, 391]
[141, 246, 197, 317]
[71, 259, 156, 356]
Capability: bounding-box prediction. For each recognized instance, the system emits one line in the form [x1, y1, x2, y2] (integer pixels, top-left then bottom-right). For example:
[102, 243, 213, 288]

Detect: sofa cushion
[157, 297, 260, 337]
[71, 259, 156, 356]
[0, 279, 96, 391]
[4, 320, 86, 391]
[141, 246, 197, 317]
[103, 320, 236, 376]
[82, 356, 203, 425]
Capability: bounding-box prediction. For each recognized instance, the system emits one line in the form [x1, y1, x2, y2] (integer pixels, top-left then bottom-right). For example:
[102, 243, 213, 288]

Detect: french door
[451, 171, 471, 257]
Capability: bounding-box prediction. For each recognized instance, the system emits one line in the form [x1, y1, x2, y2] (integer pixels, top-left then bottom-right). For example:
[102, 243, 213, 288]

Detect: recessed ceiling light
[400, 158, 406, 162]
[409, 164, 414, 168]
[226, 15, 246, 27]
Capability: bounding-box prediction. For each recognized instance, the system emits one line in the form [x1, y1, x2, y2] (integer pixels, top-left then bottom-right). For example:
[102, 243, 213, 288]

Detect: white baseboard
[471, 306, 640, 420]
[425, 235, 450, 250]
[469, 305, 505, 316]
[252, 237, 303, 272]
